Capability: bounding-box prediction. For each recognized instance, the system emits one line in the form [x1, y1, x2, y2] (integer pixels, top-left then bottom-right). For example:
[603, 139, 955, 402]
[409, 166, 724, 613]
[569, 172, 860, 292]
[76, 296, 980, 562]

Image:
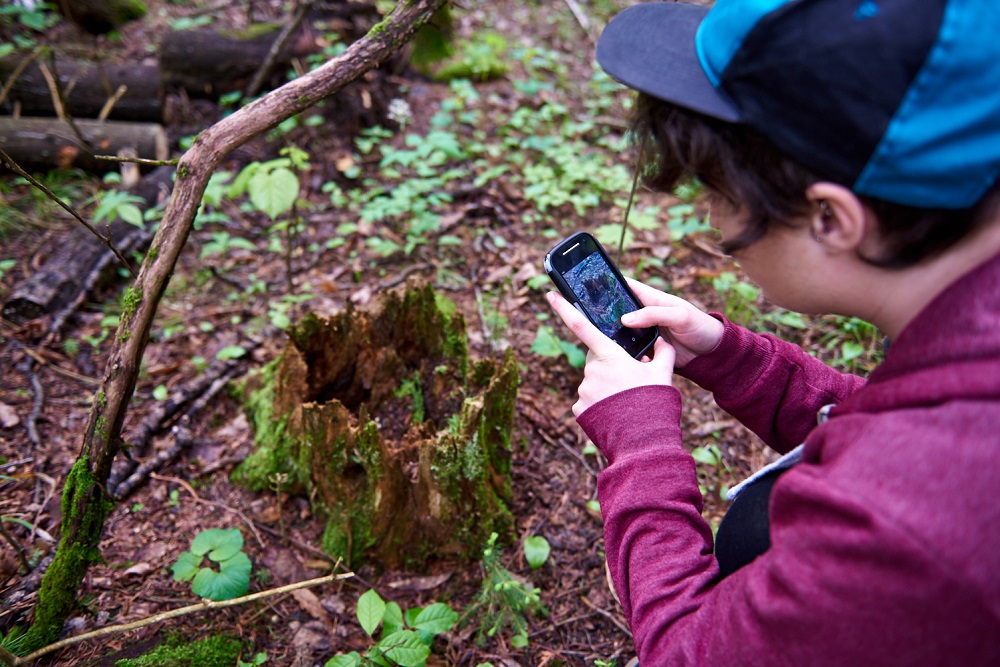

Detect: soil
[0, 1, 870, 665]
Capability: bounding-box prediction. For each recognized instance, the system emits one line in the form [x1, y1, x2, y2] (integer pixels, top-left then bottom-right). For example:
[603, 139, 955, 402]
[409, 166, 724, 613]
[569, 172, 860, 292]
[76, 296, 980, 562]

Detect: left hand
[547, 291, 676, 416]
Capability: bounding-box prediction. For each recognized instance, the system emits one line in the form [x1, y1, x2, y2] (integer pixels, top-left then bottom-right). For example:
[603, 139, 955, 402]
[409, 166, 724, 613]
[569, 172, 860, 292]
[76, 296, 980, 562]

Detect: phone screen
[563, 251, 641, 338]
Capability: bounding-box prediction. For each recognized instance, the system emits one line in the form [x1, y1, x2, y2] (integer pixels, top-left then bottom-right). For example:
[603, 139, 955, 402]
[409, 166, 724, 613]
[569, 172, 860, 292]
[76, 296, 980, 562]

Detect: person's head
[597, 0, 1000, 268]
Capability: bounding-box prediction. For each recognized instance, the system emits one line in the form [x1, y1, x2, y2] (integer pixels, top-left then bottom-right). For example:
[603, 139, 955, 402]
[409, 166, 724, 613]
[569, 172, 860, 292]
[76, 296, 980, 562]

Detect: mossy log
[234, 282, 518, 569]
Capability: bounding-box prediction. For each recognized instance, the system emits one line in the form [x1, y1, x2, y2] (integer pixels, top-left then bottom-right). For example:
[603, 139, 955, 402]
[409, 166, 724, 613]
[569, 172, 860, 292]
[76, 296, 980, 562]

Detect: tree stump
[233, 282, 518, 569]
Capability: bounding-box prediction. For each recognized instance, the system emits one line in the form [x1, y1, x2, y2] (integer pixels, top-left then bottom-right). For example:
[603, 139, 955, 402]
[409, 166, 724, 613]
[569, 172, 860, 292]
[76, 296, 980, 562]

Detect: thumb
[645, 336, 676, 375]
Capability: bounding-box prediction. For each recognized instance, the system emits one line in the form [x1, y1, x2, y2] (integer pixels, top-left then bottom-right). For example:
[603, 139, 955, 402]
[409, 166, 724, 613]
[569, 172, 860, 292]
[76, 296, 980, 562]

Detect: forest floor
[0, 1, 882, 665]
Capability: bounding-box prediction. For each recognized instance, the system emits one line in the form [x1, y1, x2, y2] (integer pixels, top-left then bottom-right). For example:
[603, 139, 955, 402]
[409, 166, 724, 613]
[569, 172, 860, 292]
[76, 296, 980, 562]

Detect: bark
[0, 117, 168, 172]
[0, 57, 163, 123]
[17, 0, 450, 655]
[1, 166, 174, 332]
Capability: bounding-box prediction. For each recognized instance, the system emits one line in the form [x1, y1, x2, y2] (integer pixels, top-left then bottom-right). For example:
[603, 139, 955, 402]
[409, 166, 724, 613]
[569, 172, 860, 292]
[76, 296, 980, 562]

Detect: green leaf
[190, 550, 251, 600]
[403, 606, 423, 629]
[190, 528, 244, 561]
[119, 203, 145, 228]
[216, 345, 247, 360]
[410, 602, 458, 635]
[376, 630, 431, 667]
[690, 446, 719, 467]
[530, 326, 563, 358]
[557, 339, 586, 368]
[841, 341, 865, 362]
[324, 653, 361, 667]
[523, 536, 551, 569]
[510, 632, 529, 648]
[152, 384, 169, 401]
[249, 167, 300, 220]
[357, 589, 386, 637]
[383, 601, 404, 636]
[170, 551, 202, 582]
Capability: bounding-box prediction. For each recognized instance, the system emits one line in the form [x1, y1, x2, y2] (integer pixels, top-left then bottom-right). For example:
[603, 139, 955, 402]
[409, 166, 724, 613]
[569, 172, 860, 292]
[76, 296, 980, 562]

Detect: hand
[621, 278, 725, 368]
[547, 291, 676, 416]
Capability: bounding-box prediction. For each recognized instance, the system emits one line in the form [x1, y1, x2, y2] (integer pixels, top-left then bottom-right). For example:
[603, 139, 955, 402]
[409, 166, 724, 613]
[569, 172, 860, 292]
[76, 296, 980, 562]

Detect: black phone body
[544, 232, 658, 359]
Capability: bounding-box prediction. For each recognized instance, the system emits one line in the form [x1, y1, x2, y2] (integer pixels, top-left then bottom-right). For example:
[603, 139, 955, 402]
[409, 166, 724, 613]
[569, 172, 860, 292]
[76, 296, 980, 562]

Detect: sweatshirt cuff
[677, 314, 773, 397]
[576, 385, 683, 462]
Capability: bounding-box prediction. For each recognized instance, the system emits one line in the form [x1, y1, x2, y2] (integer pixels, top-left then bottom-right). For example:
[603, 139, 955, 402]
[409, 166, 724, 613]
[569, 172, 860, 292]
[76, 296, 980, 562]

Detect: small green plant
[0, 2, 60, 54]
[523, 536, 550, 570]
[239, 651, 268, 667]
[820, 315, 883, 372]
[530, 325, 585, 368]
[324, 589, 458, 667]
[691, 442, 732, 500]
[91, 189, 148, 228]
[463, 532, 546, 649]
[171, 528, 252, 601]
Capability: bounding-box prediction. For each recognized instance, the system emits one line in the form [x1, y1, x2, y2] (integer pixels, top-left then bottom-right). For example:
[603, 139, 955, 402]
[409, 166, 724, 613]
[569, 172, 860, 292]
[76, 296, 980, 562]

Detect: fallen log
[0, 117, 168, 172]
[1, 165, 174, 331]
[159, 24, 320, 97]
[0, 56, 164, 123]
[55, 0, 147, 35]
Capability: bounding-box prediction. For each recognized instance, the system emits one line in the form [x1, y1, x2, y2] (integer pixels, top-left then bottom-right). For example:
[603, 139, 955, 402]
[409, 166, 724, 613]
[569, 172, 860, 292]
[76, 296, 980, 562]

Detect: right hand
[621, 278, 725, 368]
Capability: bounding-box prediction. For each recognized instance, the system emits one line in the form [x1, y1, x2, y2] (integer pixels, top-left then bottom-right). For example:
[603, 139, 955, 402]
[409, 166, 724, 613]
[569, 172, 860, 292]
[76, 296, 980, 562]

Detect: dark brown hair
[630, 93, 999, 267]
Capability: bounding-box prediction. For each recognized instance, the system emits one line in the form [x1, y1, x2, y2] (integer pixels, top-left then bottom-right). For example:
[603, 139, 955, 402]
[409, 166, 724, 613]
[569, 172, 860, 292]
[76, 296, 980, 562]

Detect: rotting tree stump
[233, 281, 518, 569]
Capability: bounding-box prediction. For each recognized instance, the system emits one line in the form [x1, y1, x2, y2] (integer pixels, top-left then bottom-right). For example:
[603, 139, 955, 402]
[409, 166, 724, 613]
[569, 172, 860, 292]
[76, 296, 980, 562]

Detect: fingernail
[621, 313, 634, 324]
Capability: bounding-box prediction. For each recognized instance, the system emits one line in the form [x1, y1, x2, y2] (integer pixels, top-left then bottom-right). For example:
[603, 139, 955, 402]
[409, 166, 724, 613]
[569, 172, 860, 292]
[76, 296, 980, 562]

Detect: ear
[805, 182, 868, 252]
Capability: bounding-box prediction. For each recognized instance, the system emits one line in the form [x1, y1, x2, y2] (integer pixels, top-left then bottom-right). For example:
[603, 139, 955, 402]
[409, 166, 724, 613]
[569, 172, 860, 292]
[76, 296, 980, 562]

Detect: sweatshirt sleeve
[577, 386, 993, 667]
[678, 316, 866, 453]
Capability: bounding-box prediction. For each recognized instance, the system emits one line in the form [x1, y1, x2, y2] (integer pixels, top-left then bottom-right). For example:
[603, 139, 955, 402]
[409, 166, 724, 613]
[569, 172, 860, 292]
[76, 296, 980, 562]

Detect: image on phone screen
[563, 251, 641, 338]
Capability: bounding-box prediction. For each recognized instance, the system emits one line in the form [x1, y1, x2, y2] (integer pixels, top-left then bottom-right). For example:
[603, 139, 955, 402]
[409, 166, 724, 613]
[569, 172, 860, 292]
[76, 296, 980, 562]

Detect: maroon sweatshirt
[577, 251, 1000, 666]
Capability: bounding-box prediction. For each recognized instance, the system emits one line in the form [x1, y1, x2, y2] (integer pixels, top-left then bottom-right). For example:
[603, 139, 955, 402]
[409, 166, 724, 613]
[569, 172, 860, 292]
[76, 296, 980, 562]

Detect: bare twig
[0, 519, 30, 573]
[38, 56, 91, 151]
[94, 154, 179, 167]
[0, 149, 136, 278]
[0, 45, 45, 109]
[563, 0, 593, 41]
[245, 0, 316, 98]
[97, 84, 128, 122]
[8, 572, 355, 666]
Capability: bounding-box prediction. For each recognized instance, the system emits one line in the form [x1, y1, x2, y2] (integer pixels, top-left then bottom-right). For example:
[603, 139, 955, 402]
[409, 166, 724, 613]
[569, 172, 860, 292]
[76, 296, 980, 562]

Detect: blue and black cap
[596, 0, 1000, 209]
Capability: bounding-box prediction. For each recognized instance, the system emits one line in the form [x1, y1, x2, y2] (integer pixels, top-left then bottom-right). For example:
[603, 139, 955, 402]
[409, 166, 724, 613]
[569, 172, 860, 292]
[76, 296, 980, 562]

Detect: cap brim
[596, 2, 741, 123]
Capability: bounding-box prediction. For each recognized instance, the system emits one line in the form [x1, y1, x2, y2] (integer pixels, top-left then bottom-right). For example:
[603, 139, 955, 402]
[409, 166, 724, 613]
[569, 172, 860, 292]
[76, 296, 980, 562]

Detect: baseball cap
[596, 0, 1000, 209]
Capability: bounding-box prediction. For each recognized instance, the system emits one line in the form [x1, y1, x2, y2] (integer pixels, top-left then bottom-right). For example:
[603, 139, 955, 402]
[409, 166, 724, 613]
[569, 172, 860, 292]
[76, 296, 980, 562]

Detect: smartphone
[544, 231, 658, 359]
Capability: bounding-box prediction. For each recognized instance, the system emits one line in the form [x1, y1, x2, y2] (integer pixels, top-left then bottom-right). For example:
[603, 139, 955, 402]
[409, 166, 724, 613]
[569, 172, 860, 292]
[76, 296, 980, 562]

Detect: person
[546, 0, 1000, 664]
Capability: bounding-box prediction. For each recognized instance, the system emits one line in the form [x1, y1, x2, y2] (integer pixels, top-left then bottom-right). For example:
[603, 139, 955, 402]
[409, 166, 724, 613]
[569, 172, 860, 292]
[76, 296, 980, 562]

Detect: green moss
[120, 286, 143, 324]
[115, 634, 242, 667]
[230, 364, 303, 492]
[177, 164, 189, 180]
[20, 457, 116, 654]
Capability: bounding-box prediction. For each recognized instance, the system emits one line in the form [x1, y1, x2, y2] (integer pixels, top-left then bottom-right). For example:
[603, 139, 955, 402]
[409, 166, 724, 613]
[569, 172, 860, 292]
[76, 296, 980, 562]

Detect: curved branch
[20, 0, 449, 654]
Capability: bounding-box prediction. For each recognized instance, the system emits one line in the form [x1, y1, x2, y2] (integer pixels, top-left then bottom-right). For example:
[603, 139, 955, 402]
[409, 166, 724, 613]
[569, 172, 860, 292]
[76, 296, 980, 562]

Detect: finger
[625, 277, 677, 306]
[546, 291, 620, 353]
[621, 304, 691, 330]
[646, 336, 676, 375]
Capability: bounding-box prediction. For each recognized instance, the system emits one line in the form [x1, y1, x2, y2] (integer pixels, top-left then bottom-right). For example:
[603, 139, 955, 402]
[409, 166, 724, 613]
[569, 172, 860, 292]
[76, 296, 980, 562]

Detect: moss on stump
[233, 282, 518, 569]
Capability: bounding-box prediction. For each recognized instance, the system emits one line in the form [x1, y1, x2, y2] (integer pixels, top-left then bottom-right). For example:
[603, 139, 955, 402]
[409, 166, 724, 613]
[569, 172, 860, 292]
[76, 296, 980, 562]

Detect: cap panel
[596, 3, 741, 121]
[855, 0, 1000, 208]
[721, 0, 945, 188]
[696, 0, 797, 87]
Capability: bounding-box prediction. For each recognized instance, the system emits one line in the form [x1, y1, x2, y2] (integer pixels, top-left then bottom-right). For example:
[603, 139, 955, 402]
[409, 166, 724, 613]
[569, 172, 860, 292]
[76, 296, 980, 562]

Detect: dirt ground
[0, 1, 875, 665]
